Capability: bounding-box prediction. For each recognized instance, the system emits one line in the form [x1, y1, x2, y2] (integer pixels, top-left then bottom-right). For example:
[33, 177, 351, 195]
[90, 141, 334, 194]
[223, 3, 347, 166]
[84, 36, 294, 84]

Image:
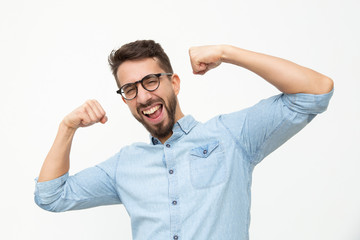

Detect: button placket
[164, 141, 180, 239]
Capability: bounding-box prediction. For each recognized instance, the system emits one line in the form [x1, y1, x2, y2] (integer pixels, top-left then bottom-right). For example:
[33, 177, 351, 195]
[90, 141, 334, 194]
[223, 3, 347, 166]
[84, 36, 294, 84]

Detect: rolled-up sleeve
[220, 88, 334, 165]
[34, 153, 121, 212]
[281, 89, 333, 115]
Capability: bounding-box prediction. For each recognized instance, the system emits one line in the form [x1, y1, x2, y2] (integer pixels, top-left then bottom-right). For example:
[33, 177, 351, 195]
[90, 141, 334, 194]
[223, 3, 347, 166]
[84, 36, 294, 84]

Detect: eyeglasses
[117, 73, 173, 100]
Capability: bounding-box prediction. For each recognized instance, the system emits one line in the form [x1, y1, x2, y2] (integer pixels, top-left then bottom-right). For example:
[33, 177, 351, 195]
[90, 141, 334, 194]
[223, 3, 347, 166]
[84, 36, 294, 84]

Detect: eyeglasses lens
[121, 74, 160, 100]
[142, 75, 160, 91]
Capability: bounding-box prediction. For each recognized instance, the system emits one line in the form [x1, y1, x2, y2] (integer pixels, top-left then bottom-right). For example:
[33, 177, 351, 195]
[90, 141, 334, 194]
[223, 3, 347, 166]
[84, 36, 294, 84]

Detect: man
[34, 40, 334, 240]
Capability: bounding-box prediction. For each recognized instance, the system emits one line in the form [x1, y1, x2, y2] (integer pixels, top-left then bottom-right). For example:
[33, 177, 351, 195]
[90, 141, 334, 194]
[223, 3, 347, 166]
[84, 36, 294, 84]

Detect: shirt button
[166, 144, 171, 148]
[203, 149, 207, 155]
[172, 200, 177, 205]
[169, 169, 174, 174]
[173, 235, 178, 240]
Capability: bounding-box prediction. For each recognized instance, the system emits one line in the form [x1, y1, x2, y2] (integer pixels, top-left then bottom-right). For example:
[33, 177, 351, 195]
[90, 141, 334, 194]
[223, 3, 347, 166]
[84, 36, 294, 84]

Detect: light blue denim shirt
[34, 90, 333, 240]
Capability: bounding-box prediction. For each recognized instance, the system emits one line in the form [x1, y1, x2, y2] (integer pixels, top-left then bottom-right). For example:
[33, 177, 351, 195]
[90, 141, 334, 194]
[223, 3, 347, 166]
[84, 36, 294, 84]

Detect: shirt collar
[150, 115, 197, 145]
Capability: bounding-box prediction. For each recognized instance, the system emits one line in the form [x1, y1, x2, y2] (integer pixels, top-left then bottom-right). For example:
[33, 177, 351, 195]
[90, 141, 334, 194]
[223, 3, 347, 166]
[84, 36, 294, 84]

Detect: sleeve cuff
[34, 172, 69, 192]
[282, 88, 334, 114]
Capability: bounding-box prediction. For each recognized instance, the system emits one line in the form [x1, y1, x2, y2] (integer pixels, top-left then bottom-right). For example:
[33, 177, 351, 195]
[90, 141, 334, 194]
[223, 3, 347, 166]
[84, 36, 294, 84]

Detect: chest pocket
[189, 141, 227, 189]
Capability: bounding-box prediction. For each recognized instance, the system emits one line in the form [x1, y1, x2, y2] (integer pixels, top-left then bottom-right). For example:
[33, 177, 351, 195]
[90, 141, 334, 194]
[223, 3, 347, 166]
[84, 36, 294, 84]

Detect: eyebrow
[120, 73, 157, 87]
[119, 76, 141, 88]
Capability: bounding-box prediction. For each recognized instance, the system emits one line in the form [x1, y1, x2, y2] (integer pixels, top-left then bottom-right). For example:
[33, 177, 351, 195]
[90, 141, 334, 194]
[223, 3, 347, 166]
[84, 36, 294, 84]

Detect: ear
[122, 96, 127, 104]
[171, 74, 181, 95]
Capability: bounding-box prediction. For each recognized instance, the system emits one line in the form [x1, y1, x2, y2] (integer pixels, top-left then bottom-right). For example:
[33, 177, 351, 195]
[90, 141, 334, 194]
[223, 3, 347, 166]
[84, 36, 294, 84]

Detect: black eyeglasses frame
[116, 73, 173, 100]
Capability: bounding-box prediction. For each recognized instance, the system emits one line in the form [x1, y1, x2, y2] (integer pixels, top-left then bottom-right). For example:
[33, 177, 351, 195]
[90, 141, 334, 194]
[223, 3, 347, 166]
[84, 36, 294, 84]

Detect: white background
[0, 0, 359, 239]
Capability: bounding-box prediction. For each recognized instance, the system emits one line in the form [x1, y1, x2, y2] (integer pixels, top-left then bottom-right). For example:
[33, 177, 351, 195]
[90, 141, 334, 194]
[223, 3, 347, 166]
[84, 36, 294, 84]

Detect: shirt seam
[93, 165, 118, 192]
[252, 100, 299, 164]
[218, 115, 251, 160]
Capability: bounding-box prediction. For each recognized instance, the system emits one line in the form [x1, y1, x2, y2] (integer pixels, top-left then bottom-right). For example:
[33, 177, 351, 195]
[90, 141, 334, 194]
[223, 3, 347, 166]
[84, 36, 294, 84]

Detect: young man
[34, 40, 334, 240]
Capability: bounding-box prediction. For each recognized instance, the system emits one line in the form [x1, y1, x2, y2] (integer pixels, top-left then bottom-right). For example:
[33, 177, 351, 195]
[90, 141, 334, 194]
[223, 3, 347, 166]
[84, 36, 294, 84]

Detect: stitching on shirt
[218, 115, 251, 160]
[94, 165, 118, 191]
[253, 100, 298, 164]
[252, 118, 287, 164]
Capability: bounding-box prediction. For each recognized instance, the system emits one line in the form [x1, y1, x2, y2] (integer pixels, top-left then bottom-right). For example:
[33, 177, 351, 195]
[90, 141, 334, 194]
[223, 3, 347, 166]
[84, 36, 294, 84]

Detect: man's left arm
[189, 45, 333, 94]
[189, 45, 334, 164]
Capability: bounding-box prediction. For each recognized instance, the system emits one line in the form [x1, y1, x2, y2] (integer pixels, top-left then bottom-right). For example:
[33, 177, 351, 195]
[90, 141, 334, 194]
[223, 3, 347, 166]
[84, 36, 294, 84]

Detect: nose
[136, 83, 152, 104]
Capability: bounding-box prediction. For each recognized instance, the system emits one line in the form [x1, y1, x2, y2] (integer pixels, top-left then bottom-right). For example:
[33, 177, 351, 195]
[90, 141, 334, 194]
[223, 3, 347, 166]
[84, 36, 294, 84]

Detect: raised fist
[62, 100, 108, 130]
[189, 45, 223, 75]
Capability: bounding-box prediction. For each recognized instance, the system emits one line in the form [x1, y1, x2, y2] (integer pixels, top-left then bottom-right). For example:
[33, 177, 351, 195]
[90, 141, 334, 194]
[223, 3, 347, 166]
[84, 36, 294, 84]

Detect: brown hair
[108, 40, 173, 87]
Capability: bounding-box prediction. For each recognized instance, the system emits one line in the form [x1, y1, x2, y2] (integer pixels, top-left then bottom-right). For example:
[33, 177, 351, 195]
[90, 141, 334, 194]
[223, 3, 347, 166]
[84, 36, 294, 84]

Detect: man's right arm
[37, 99, 107, 182]
[35, 100, 122, 212]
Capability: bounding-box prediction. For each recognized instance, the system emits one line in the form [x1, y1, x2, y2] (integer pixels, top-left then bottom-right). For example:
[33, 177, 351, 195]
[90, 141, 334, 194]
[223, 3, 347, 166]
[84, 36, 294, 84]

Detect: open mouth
[142, 104, 163, 120]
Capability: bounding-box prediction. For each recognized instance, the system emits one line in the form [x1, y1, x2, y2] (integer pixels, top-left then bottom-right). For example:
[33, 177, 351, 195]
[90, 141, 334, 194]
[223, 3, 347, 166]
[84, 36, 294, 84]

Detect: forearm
[37, 122, 75, 182]
[37, 100, 107, 182]
[220, 45, 334, 94]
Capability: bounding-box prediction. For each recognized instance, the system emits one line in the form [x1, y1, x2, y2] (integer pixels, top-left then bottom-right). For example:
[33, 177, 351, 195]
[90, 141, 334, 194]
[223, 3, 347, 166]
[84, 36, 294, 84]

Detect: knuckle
[79, 107, 87, 114]
[96, 112, 104, 119]
[85, 100, 94, 107]
[82, 102, 89, 109]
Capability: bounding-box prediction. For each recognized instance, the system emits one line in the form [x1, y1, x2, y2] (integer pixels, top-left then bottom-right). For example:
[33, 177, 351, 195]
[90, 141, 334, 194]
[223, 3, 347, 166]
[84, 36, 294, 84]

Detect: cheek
[160, 86, 174, 98]
[127, 103, 139, 115]
[165, 90, 176, 103]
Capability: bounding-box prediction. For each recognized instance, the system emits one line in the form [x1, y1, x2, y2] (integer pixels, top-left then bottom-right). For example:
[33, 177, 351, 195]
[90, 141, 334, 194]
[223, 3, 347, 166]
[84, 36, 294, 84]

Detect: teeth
[143, 105, 160, 115]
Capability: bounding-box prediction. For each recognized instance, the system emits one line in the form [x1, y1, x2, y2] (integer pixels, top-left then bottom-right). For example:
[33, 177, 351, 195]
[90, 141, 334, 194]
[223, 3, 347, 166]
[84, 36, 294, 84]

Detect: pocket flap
[190, 141, 219, 158]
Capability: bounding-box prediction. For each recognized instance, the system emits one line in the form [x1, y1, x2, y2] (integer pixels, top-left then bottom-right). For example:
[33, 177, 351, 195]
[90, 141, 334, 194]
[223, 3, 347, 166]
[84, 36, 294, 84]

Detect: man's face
[117, 58, 181, 141]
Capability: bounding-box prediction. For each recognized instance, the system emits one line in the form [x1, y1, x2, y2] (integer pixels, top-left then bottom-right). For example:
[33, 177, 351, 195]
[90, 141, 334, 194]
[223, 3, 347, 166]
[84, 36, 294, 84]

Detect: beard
[133, 93, 177, 140]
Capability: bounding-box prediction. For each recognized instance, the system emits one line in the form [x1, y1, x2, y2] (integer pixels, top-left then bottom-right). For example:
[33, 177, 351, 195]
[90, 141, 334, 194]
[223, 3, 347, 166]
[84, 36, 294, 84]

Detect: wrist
[59, 120, 78, 135]
[219, 45, 233, 63]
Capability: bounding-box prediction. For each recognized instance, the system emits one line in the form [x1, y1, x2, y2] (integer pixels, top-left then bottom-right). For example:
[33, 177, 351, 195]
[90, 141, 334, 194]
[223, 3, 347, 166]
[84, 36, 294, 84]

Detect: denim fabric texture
[34, 89, 333, 240]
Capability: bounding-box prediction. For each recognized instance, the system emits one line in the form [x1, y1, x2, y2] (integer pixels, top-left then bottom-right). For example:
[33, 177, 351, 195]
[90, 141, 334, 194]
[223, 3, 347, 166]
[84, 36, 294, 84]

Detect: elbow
[314, 76, 334, 94]
[321, 76, 334, 94]
[34, 195, 62, 213]
[304, 75, 334, 95]
[34, 185, 67, 213]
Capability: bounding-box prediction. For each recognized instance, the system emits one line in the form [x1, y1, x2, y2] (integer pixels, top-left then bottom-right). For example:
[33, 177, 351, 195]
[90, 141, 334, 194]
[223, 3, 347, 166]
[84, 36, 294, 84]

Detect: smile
[142, 105, 161, 115]
[141, 103, 164, 121]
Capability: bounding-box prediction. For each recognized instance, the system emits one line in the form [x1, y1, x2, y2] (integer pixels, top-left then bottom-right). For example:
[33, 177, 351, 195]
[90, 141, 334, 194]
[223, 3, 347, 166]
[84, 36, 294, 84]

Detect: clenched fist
[62, 100, 108, 130]
[189, 45, 224, 75]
